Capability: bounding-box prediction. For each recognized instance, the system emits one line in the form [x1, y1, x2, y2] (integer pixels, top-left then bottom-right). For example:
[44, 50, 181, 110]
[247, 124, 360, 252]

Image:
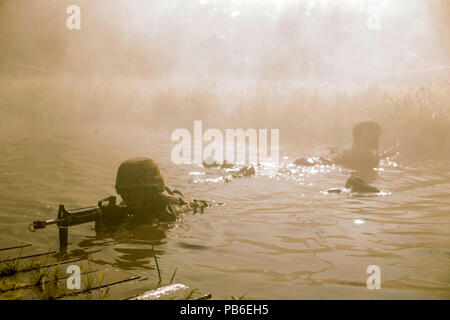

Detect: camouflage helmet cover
[115, 158, 165, 194]
[353, 120, 382, 138]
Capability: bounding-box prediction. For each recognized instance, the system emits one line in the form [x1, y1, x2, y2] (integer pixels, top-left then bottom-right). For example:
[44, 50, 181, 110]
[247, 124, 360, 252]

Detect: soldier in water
[294, 120, 391, 193]
[202, 158, 256, 181]
[29, 157, 210, 248]
[295, 120, 385, 171]
[110, 157, 209, 228]
[332, 120, 383, 171]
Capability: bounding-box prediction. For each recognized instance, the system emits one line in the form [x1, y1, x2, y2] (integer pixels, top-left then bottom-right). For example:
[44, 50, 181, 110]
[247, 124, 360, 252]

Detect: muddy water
[0, 123, 449, 299]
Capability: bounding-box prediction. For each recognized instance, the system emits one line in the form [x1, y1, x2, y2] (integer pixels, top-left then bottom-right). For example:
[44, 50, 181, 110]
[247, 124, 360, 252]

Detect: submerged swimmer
[293, 121, 389, 194]
[202, 158, 256, 180]
[107, 157, 209, 229]
[295, 120, 386, 171]
[333, 120, 383, 170]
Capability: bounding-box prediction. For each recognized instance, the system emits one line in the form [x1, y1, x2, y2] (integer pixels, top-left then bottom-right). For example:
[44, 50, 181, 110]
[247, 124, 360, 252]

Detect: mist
[1, 0, 449, 78]
[0, 0, 449, 158]
[1, 1, 450, 301]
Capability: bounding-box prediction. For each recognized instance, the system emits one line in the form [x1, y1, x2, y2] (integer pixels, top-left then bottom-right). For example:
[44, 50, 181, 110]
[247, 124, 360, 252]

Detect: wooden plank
[64, 278, 178, 300]
[0, 245, 56, 263]
[0, 241, 210, 300]
[60, 280, 200, 300]
[0, 253, 79, 272]
[129, 283, 190, 300]
[0, 262, 140, 300]
[60, 277, 160, 300]
[126, 283, 211, 300]
[0, 259, 96, 293]
[0, 239, 32, 254]
[0, 244, 31, 252]
[0, 248, 85, 273]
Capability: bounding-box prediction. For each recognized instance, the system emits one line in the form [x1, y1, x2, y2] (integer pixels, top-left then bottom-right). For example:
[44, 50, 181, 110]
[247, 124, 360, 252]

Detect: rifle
[29, 196, 128, 249]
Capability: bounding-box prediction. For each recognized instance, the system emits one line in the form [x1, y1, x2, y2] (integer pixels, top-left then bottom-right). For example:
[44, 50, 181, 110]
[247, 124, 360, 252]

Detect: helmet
[115, 158, 165, 194]
[352, 120, 382, 150]
[353, 120, 382, 139]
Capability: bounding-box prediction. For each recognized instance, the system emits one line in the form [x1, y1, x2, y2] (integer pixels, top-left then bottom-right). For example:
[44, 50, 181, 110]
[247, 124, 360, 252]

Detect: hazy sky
[0, 0, 448, 79]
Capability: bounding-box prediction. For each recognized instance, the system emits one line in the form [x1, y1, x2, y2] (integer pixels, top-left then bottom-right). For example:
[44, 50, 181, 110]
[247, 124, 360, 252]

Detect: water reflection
[78, 224, 169, 271]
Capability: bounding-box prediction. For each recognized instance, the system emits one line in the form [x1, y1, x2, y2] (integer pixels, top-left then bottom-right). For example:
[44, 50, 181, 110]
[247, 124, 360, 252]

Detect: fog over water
[1, 0, 449, 150]
[1, 0, 449, 78]
[0, 0, 449, 299]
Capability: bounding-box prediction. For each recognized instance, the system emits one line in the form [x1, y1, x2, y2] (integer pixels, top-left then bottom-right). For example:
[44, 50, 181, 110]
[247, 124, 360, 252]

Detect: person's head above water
[115, 157, 165, 211]
[352, 120, 382, 151]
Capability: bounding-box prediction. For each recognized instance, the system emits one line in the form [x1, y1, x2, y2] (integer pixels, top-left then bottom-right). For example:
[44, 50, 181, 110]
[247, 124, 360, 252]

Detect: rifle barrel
[28, 196, 122, 249]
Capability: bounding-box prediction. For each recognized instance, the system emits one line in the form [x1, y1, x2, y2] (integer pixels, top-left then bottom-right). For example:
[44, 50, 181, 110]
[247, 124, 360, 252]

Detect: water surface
[1, 124, 448, 299]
